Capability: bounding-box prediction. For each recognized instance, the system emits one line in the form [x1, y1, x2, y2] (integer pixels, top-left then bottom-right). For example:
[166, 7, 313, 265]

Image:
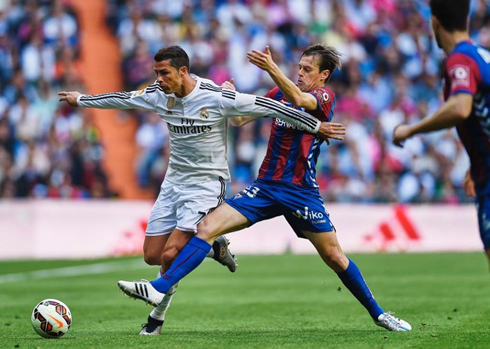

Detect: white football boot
[117, 279, 165, 307]
[375, 312, 412, 331]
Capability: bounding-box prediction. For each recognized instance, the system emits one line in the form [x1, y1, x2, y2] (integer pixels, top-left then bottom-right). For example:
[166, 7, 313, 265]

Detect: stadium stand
[2, 0, 490, 202]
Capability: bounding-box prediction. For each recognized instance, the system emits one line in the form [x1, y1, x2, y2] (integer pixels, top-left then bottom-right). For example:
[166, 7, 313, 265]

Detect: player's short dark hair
[154, 46, 190, 71]
[301, 44, 342, 83]
[430, 0, 469, 32]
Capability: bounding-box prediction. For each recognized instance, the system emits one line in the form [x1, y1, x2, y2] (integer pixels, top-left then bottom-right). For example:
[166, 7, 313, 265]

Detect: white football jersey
[77, 75, 321, 184]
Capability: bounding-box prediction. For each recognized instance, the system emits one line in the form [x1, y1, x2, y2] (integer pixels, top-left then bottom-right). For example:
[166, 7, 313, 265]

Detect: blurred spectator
[5, 0, 490, 202]
[0, 1, 112, 198]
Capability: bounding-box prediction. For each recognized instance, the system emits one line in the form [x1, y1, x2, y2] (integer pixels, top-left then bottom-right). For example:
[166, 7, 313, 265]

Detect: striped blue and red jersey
[257, 86, 335, 187]
[443, 41, 490, 195]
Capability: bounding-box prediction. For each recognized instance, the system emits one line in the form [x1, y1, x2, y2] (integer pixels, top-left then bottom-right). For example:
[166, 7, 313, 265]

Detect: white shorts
[145, 177, 227, 236]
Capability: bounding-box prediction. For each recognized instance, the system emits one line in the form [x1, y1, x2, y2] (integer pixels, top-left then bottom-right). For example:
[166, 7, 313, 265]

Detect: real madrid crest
[167, 97, 175, 109]
[200, 107, 209, 120]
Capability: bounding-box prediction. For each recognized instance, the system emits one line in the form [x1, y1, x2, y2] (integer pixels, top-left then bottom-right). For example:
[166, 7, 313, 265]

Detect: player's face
[154, 60, 183, 94]
[297, 55, 329, 92]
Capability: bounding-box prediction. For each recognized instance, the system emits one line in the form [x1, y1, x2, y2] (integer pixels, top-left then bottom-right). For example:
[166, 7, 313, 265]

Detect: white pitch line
[0, 259, 149, 284]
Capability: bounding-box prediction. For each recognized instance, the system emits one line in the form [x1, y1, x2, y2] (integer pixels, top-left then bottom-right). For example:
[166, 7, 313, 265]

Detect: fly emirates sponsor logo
[167, 118, 212, 134]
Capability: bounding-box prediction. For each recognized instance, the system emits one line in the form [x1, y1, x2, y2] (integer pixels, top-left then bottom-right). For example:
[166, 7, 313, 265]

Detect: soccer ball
[31, 299, 72, 338]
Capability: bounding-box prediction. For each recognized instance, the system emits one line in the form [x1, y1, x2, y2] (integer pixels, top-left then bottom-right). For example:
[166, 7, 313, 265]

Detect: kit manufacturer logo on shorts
[292, 206, 325, 223]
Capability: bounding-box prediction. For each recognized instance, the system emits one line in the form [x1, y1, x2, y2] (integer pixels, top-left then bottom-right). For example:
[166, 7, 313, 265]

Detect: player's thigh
[280, 186, 335, 238]
[143, 234, 170, 265]
[301, 230, 348, 272]
[174, 177, 227, 233]
[476, 194, 490, 251]
[197, 202, 252, 242]
[146, 179, 178, 237]
[221, 181, 282, 232]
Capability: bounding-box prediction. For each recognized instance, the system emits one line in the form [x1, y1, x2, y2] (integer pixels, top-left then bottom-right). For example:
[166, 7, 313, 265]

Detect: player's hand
[58, 91, 81, 107]
[463, 169, 476, 198]
[317, 122, 346, 144]
[247, 46, 276, 72]
[393, 124, 412, 147]
[221, 78, 236, 91]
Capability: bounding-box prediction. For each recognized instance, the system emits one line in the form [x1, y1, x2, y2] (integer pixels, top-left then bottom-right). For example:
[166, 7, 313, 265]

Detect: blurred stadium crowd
[1, 0, 490, 202]
[0, 0, 111, 198]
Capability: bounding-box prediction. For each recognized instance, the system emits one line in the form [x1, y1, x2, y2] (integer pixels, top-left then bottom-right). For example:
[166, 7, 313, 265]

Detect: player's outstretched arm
[58, 84, 159, 112]
[220, 89, 345, 141]
[247, 46, 318, 110]
[393, 93, 473, 147]
[221, 78, 261, 127]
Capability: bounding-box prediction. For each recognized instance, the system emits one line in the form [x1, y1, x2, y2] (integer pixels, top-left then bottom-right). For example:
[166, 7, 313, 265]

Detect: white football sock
[150, 281, 179, 321]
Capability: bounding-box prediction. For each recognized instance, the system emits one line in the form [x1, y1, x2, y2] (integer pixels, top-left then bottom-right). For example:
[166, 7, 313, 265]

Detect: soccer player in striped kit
[59, 45, 345, 334]
[394, 0, 490, 267]
[119, 44, 411, 332]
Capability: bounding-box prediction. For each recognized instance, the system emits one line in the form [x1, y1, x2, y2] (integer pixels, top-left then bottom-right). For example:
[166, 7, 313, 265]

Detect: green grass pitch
[0, 253, 489, 348]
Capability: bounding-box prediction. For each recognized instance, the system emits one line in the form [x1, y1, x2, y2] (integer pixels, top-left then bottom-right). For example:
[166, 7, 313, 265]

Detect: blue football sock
[151, 236, 211, 293]
[337, 258, 384, 319]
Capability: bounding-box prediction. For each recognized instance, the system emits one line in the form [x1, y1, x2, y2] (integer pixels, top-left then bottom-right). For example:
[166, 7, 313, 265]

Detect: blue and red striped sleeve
[445, 52, 482, 97]
[308, 87, 335, 121]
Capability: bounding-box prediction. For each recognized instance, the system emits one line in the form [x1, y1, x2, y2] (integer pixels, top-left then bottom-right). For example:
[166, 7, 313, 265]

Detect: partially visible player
[118, 44, 411, 332]
[59, 45, 345, 335]
[393, 0, 490, 266]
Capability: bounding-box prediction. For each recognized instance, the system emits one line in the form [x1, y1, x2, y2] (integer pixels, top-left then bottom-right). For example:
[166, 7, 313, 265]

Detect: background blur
[1, 0, 490, 202]
[0, 0, 489, 259]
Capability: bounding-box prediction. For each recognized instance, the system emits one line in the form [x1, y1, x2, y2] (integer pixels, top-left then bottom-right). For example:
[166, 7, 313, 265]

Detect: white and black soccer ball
[31, 299, 72, 338]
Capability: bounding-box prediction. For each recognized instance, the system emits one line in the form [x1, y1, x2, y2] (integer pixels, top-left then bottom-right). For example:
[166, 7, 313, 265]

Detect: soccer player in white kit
[59, 46, 345, 335]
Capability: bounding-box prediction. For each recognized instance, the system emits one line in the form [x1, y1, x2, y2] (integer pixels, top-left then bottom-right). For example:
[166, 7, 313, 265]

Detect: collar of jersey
[173, 74, 201, 101]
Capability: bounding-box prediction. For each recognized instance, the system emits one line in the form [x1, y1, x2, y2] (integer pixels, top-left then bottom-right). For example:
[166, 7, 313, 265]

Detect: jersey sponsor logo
[275, 118, 298, 129]
[449, 65, 470, 88]
[292, 206, 324, 220]
[167, 124, 212, 134]
[167, 97, 175, 109]
[200, 107, 210, 120]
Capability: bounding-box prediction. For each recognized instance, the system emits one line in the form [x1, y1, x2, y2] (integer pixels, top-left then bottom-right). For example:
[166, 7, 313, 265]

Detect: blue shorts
[476, 194, 490, 250]
[225, 179, 334, 239]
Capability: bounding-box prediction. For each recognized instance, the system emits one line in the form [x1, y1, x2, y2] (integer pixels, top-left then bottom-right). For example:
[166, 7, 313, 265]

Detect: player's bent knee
[143, 251, 160, 266]
[196, 219, 216, 240]
[322, 248, 348, 270]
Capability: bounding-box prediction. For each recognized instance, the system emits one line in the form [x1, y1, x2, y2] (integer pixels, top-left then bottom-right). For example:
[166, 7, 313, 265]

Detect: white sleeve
[219, 90, 321, 134]
[77, 84, 160, 111]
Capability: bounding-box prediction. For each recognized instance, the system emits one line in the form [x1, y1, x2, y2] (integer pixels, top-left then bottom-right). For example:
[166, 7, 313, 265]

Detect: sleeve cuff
[76, 94, 84, 106]
[313, 119, 321, 134]
[450, 90, 474, 96]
